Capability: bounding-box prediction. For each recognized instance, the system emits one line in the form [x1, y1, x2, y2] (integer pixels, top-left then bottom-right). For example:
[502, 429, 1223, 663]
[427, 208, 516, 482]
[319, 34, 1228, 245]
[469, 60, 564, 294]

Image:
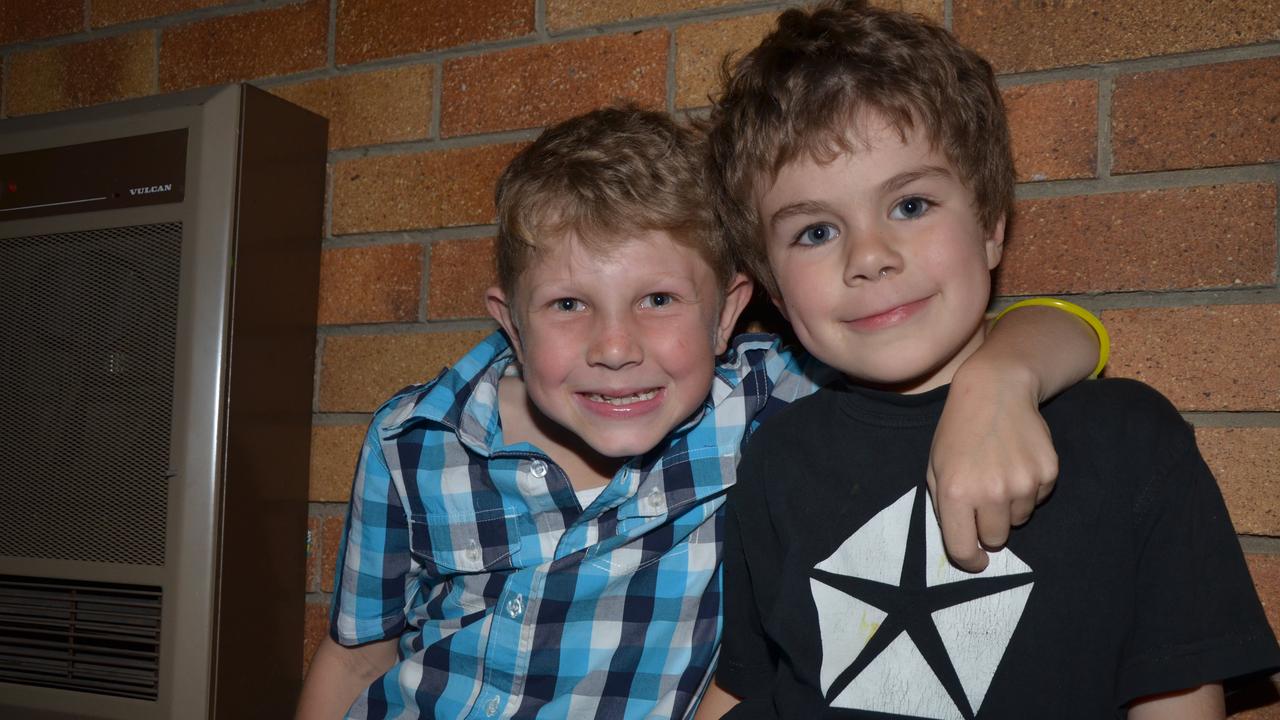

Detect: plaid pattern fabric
[331, 331, 825, 719]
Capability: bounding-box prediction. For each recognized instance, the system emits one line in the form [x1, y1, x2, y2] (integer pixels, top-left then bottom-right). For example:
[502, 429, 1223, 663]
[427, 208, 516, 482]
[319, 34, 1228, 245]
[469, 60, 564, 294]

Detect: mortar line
[1096, 65, 1115, 179]
[1014, 164, 1278, 200]
[317, 318, 497, 337]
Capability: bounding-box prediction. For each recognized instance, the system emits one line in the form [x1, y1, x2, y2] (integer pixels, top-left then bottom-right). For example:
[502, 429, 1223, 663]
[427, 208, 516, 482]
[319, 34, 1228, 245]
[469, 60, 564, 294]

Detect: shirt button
[506, 593, 524, 619]
[647, 486, 663, 510]
[465, 538, 481, 564]
[529, 459, 548, 478]
[485, 695, 500, 717]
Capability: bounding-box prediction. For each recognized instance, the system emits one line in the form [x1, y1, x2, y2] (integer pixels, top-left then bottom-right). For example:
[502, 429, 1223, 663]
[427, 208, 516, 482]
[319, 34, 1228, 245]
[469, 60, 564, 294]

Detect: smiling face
[487, 230, 751, 459]
[758, 112, 1005, 394]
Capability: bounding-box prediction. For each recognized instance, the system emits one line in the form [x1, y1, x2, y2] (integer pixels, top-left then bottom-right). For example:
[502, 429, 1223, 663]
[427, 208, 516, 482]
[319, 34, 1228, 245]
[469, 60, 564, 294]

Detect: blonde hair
[495, 105, 734, 296]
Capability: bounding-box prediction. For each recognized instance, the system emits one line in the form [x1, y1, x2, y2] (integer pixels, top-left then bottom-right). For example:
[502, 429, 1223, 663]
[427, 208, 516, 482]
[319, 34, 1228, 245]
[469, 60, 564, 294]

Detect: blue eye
[796, 223, 839, 246]
[641, 293, 674, 309]
[891, 196, 931, 220]
[553, 298, 583, 312]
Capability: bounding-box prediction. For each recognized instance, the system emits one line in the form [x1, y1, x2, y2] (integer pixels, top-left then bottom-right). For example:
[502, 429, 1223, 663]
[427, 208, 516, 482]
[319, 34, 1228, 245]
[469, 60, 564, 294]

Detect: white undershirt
[575, 484, 608, 509]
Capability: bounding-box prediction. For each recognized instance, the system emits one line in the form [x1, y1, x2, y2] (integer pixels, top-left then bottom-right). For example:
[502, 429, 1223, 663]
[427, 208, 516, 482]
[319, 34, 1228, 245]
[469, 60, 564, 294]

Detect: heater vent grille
[0, 575, 162, 701]
[0, 223, 182, 567]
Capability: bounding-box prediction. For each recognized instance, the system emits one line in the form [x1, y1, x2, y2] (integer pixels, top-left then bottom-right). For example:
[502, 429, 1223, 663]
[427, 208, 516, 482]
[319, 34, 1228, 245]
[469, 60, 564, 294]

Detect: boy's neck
[496, 371, 621, 492]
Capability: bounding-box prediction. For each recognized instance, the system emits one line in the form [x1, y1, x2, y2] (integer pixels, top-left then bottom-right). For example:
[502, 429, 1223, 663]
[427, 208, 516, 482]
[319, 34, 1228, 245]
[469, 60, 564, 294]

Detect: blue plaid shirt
[330, 331, 826, 719]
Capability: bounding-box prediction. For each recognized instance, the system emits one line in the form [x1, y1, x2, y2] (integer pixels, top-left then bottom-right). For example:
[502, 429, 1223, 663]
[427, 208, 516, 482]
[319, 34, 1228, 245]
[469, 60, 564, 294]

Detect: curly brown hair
[707, 0, 1014, 298]
[494, 105, 734, 298]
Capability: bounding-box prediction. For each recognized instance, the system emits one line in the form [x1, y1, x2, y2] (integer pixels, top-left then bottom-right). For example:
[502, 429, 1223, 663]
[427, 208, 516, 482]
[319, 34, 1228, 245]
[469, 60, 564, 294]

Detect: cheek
[651, 319, 713, 377]
[520, 339, 576, 385]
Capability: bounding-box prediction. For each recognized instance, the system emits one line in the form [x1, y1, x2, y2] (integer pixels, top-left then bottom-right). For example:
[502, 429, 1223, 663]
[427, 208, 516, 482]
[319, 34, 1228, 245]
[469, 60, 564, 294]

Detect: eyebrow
[768, 200, 834, 231]
[880, 165, 954, 195]
[767, 164, 956, 231]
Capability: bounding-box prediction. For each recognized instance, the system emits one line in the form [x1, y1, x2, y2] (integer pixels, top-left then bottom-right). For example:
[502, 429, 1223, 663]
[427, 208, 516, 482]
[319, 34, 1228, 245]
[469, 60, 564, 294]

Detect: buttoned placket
[468, 455, 560, 720]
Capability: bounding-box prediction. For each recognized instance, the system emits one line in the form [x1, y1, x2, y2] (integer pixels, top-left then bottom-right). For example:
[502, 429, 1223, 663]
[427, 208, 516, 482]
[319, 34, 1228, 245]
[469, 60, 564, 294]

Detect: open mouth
[582, 389, 661, 406]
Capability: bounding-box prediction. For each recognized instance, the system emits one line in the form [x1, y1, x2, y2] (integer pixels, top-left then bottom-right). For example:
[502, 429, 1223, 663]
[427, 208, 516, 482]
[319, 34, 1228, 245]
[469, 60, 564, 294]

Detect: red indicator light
[6, 182, 14, 193]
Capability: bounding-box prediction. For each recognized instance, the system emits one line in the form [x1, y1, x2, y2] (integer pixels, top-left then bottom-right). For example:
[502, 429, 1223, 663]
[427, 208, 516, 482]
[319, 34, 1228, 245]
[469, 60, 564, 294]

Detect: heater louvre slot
[0, 575, 161, 701]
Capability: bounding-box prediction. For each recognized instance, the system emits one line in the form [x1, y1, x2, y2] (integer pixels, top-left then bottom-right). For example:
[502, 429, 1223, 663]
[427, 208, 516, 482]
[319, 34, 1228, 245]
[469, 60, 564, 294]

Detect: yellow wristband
[992, 298, 1110, 379]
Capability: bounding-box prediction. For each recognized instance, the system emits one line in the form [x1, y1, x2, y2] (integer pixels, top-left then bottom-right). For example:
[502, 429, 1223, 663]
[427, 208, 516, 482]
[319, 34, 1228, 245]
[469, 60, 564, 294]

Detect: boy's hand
[929, 359, 1058, 572]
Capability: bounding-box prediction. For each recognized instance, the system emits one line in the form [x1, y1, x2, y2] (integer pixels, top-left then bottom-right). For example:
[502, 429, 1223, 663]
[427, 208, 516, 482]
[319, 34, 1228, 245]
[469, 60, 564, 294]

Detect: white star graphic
[809, 487, 1034, 718]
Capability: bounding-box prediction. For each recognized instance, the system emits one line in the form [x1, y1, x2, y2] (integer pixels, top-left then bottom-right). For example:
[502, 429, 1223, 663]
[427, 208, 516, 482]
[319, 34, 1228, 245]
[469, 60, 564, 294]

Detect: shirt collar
[381, 331, 514, 454]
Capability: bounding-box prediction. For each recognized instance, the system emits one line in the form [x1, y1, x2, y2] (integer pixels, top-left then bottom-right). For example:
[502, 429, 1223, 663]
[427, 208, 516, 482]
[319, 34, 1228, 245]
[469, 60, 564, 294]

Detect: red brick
[331, 143, 523, 235]
[1102, 305, 1280, 412]
[310, 424, 366, 502]
[954, 0, 1280, 74]
[321, 516, 344, 593]
[305, 515, 320, 593]
[551, 0, 941, 31]
[159, 0, 327, 91]
[318, 330, 493, 412]
[1195, 427, 1280, 536]
[91, 0, 245, 28]
[441, 31, 667, 137]
[318, 244, 423, 325]
[548, 0, 736, 31]
[996, 183, 1276, 295]
[270, 65, 433, 151]
[675, 14, 774, 110]
[0, 0, 81, 44]
[1113, 57, 1280, 175]
[6, 31, 155, 116]
[428, 237, 496, 321]
[302, 600, 330, 675]
[1004, 79, 1097, 182]
[336, 0, 533, 66]
[886, 0, 944, 21]
[1248, 556, 1280, 644]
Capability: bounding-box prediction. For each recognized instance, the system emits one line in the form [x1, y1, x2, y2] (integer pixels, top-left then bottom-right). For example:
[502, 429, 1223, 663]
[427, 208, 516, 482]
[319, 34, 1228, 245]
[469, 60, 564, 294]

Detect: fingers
[937, 497, 989, 572]
[1033, 457, 1059, 505]
[975, 503, 1012, 551]
[1009, 494, 1036, 528]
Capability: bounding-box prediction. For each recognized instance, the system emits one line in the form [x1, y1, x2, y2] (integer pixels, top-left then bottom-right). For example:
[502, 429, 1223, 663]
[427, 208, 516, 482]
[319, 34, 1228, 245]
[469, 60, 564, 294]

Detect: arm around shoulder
[295, 635, 398, 720]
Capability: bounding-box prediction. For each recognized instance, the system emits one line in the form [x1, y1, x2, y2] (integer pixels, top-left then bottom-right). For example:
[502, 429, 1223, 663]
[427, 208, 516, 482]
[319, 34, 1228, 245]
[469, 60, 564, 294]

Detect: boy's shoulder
[719, 332, 835, 404]
[738, 381, 842, 466]
[1042, 376, 1192, 451]
[368, 330, 513, 439]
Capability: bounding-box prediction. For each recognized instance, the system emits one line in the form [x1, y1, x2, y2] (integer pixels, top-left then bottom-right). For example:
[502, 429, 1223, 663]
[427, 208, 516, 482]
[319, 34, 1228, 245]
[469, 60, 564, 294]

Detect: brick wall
[3, 0, 1277, 712]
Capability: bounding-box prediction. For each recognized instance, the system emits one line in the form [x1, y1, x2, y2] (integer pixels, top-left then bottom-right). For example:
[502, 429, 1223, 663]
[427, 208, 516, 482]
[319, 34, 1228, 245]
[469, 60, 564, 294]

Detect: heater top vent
[0, 222, 182, 567]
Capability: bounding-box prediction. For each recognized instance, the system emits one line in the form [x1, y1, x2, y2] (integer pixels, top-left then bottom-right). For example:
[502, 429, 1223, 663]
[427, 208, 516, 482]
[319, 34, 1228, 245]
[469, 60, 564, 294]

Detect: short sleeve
[329, 420, 414, 646]
[1117, 429, 1280, 703]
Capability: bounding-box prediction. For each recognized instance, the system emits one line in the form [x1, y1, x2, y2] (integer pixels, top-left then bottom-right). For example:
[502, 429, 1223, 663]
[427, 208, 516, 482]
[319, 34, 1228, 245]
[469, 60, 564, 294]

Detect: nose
[844, 225, 903, 285]
[586, 311, 643, 369]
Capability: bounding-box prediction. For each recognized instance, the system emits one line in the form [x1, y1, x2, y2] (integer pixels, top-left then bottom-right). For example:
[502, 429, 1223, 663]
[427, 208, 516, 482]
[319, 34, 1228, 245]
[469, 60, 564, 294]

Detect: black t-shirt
[719, 378, 1280, 719]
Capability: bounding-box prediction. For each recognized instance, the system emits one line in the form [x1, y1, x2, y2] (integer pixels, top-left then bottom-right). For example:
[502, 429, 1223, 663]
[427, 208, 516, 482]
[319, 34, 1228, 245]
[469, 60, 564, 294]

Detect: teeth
[586, 389, 658, 405]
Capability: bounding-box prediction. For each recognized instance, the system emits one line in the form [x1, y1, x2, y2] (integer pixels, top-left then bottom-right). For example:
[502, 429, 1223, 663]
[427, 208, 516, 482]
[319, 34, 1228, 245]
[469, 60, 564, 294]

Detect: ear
[984, 214, 1007, 270]
[714, 273, 755, 355]
[485, 285, 525, 363]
